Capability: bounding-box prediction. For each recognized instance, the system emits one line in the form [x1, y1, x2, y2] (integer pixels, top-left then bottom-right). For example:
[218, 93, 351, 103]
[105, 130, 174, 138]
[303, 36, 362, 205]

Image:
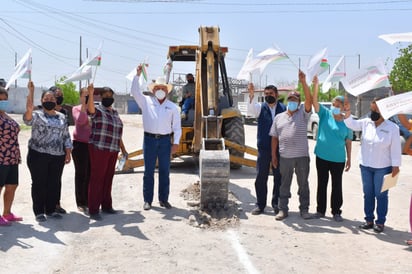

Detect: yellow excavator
[119, 26, 257, 208]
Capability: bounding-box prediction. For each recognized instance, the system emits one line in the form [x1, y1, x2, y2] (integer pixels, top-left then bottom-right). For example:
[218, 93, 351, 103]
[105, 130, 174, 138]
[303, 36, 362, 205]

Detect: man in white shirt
[131, 65, 182, 210]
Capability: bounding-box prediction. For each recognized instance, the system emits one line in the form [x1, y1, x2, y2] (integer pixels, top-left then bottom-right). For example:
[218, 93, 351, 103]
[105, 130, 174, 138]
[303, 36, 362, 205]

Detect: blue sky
[1, 0, 412, 93]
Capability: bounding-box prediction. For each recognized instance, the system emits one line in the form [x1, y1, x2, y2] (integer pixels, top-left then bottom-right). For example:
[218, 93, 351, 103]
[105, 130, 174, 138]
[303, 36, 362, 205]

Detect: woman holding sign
[343, 97, 401, 233]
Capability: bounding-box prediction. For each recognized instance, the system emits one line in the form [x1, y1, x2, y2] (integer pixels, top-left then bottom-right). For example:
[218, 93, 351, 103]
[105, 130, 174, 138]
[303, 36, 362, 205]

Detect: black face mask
[102, 97, 114, 107]
[85, 96, 89, 105]
[56, 96, 64, 105]
[265, 95, 276, 104]
[370, 111, 381, 121]
[42, 101, 56, 111]
[187, 79, 195, 83]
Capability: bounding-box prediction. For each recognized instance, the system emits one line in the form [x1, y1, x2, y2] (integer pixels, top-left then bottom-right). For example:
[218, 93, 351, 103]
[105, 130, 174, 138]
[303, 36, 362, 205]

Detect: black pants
[72, 141, 90, 207]
[254, 148, 282, 210]
[27, 149, 65, 216]
[316, 156, 345, 215]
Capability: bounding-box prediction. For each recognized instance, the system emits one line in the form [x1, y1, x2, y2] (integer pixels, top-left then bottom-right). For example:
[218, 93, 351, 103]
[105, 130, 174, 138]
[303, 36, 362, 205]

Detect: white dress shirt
[131, 76, 182, 144]
[344, 116, 401, 168]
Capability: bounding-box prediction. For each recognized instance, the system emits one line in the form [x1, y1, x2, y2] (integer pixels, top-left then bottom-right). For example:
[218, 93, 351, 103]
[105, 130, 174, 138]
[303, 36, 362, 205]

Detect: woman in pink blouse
[0, 87, 23, 226]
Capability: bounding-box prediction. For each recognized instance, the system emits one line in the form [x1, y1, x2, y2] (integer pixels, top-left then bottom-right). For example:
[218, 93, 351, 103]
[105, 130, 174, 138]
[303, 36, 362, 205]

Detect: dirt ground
[2, 114, 411, 274]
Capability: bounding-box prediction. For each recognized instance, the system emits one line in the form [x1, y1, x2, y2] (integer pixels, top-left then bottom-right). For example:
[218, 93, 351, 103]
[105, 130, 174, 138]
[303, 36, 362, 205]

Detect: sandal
[406, 239, 412, 246]
[0, 216, 11, 226]
[3, 213, 23, 222]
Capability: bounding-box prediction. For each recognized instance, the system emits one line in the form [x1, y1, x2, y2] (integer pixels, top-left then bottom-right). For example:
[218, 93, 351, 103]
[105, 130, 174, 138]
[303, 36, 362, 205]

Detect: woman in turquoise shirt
[312, 76, 352, 222]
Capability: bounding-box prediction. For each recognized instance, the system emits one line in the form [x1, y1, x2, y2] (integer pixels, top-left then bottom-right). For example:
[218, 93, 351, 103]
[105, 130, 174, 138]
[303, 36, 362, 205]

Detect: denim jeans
[360, 165, 392, 225]
[254, 148, 281, 210]
[143, 135, 172, 204]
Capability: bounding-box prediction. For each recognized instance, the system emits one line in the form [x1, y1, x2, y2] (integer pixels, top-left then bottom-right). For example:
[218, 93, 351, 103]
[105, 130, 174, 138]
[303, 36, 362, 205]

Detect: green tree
[389, 44, 412, 93]
[55, 77, 79, 105]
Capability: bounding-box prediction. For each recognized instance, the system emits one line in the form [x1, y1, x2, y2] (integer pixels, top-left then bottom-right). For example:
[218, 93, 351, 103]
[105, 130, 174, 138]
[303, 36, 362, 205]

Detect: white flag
[163, 57, 173, 83]
[322, 56, 345, 93]
[5, 48, 32, 89]
[306, 48, 328, 82]
[85, 42, 102, 66]
[378, 32, 412, 45]
[376, 91, 412, 119]
[236, 48, 258, 81]
[64, 63, 92, 83]
[341, 59, 390, 96]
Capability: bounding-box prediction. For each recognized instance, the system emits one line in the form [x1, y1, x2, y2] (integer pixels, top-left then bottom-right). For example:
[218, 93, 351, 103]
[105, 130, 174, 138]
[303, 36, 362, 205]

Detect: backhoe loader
[119, 26, 258, 208]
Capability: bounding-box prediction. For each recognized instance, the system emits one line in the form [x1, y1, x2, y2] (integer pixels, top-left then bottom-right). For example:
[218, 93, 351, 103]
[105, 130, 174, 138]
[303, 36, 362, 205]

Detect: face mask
[101, 97, 114, 107]
[370, 110, 381, 121]
[42, 101, 56, 111]
[287, 101, 298, 112]
[331, 106, 341, 115]
[85, 96, 89, 105]
[187, 79, 194, 83]
[0, 100, 9, 112]
[56, 96, 64, 105]
[265, 95, 276, 104]
[155, 90, 166, 100]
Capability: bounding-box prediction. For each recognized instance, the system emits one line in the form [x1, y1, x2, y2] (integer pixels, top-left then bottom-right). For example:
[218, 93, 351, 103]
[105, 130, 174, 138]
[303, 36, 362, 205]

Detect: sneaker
[359, 222, 374, 229]
[90, 213, 102, 221]
[35, 214, 47, 222]
[300, 212, 313, 220]
[313, 212, 325, 219]
[333, 214, 343, 222]
[275, 210, 288, 221]
[251, 207, 264, 215]
[0, 216, 11, 226]
[3, 213, 23, 222]
[373, 224, 384, 233]
[143, 202, 152, 210]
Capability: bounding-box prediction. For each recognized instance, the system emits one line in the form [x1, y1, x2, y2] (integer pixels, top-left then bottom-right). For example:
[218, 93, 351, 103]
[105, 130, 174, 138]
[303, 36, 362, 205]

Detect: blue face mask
[331, 106, 341, 115]
[287, 101, 298, 112]
[0, 100, 9, 112]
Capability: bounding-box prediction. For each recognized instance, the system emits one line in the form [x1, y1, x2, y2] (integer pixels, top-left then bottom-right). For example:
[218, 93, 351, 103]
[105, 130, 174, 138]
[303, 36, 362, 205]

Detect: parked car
[306, 102, 360, 141]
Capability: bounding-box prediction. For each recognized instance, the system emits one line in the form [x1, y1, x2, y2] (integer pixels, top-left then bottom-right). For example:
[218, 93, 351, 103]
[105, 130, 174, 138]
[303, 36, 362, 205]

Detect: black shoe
[272, 206, 279, 215]
[35, 214, 47, 222]
[102, 208, 118, 214]
[55, 206, 67, 214]
[251, 207, 264, 215]
[373, 224, 384, 233]
[46, 212, 63, 219]
[159, 201, 172, 209]
[90, 213, 102, 221]
[359, 222, 374, 229]
[143, 202, 152, 210]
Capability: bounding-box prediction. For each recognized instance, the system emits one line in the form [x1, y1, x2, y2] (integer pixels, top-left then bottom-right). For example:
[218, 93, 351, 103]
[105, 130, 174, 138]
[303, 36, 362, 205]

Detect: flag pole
[92, 66, 98, 84]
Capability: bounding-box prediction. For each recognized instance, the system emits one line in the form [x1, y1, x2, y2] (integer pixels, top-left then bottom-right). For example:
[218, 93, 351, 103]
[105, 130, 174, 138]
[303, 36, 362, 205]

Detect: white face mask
[155, 90, 166, 100]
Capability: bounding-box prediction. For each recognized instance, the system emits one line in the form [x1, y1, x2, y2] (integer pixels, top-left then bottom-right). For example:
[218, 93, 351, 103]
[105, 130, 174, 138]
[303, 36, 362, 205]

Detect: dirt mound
[181, 182, 241, 230]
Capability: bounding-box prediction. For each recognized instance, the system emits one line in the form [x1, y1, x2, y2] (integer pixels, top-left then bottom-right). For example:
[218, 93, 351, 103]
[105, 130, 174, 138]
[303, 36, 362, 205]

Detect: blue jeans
[143, 135, 172, 204]
[360, 165, 392, 225]
[254, 148, 281, 210]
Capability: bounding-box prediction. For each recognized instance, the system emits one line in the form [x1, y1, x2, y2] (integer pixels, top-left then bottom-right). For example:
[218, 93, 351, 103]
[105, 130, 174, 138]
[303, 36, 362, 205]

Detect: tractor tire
[222, 116, 245, 169]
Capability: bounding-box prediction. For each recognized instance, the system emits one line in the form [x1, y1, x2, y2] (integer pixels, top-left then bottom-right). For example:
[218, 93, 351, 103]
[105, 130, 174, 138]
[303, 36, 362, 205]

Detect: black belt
[144, 132, 171, 139]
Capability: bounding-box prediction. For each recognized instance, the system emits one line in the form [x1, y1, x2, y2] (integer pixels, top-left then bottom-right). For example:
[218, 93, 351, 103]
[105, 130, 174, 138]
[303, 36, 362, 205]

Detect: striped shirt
[24, 110, 72, 156]
[269, 105, 310, 158]
[89, 104, 123, 152]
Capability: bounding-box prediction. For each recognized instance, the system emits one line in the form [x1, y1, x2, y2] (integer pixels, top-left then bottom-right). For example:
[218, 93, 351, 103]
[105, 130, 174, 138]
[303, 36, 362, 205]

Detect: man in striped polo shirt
[269, 70, 313, 221]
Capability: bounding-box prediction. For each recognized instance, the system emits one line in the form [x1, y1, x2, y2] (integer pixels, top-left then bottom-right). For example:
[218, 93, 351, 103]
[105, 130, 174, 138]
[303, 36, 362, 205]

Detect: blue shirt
[314, 104, 352, 163]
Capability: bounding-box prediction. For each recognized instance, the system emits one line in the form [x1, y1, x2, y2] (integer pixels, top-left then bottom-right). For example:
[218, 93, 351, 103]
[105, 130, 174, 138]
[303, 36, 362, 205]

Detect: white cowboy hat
[148, 76, 173, 92]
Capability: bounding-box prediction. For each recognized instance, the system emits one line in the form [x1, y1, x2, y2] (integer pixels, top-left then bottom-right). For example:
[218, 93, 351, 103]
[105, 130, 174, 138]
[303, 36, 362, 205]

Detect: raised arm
[312, 75, 320, 113]
[87, 83, 95, 115]
[299, 70, 312, 112]
[24, 81, 35, 122]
